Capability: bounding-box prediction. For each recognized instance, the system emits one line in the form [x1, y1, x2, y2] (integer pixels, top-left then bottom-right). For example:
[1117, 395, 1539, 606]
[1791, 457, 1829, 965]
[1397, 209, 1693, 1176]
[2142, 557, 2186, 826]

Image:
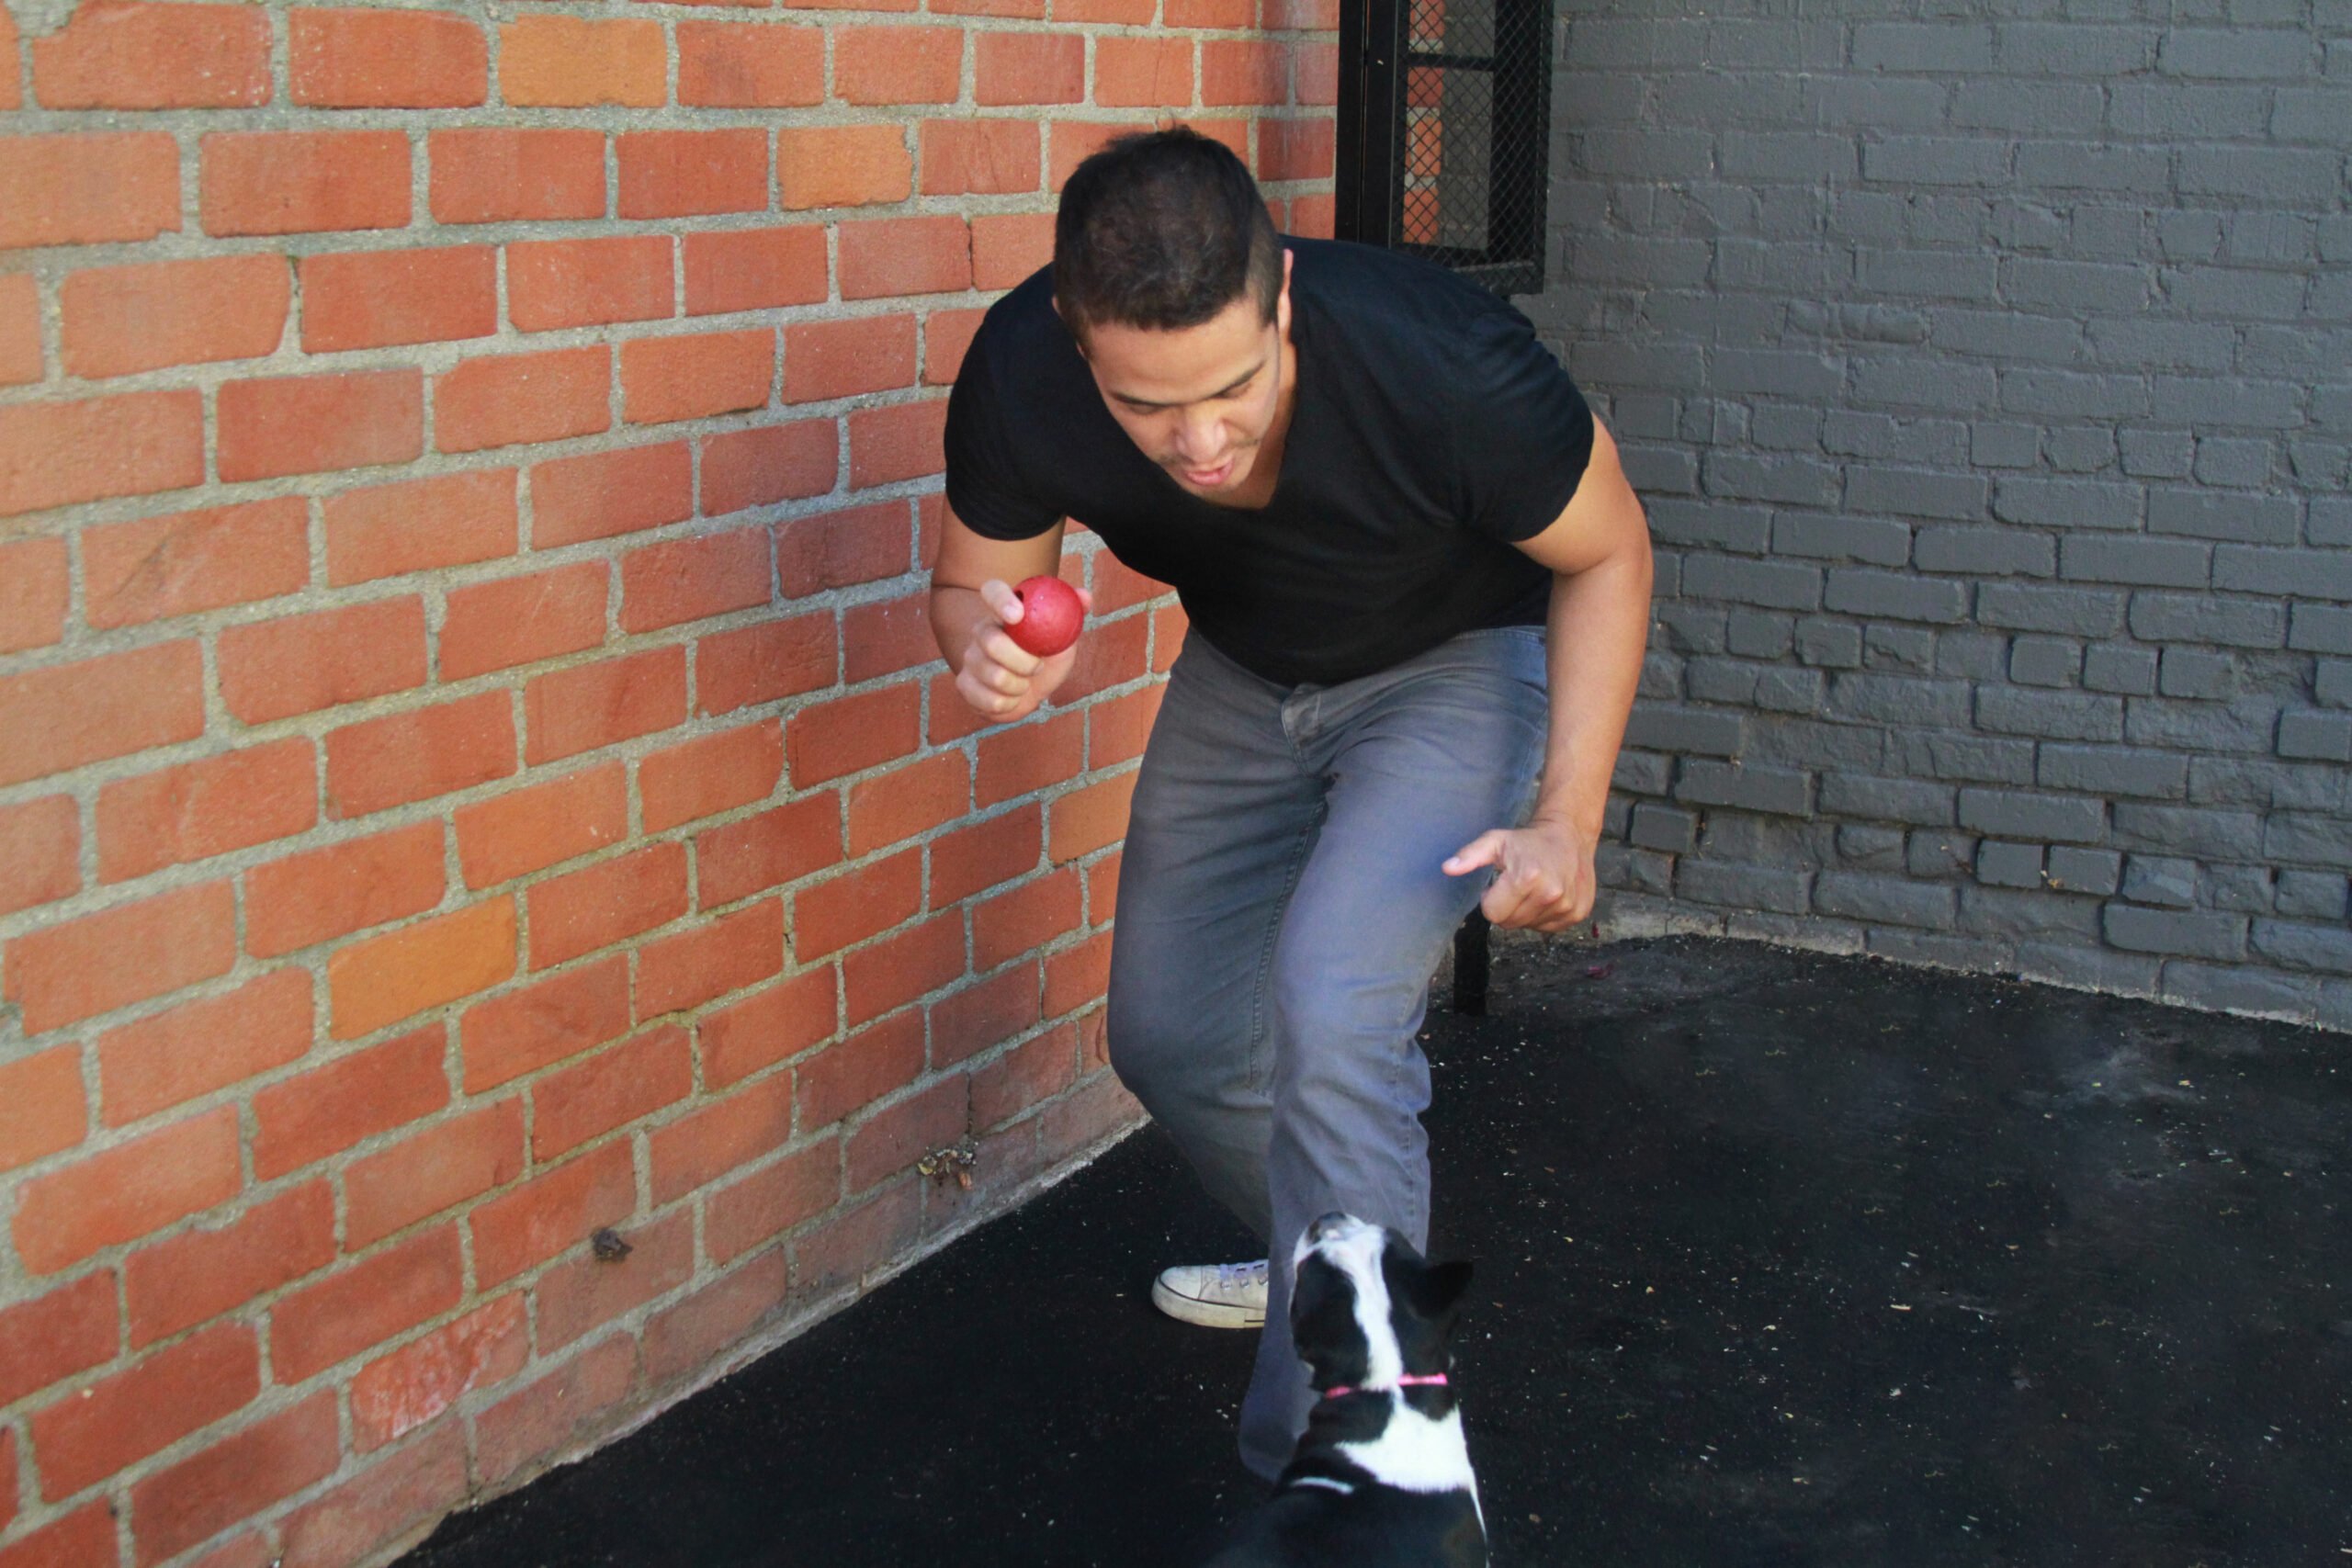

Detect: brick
[641, 721, 784, 834]
[1259, 118, 1333, 183]
[923, 306, 985, 387]
[777, 125, 913, 210]
[33, 2, 270, 107]
[971, 863, 1078, 964]
[849, 399, 949, 488]
[921, 120, 1041, 197]
[94, 972, 308, 1133]
[695, 611, 837, 716]
[619, 130, 770, 220]
[843, 911, 964, 1024]
[2103, 904, 2245, 961]
[621, 329, 775, 425]
[82, 499, 305, 632]
[702, 419, 839, 517]
[460, 960, 631, 1097]
[300, 245, 494, 356]
[12, 1107, 238, 1274]
[651, 1073, 796, 1201]
[280, 1424, 469, 1568]
[775, 500, 910, 594]
[440, 561, 608, 682]
[924, 809, 1040, 912]
[132, 1394, 339, 1563]
[621, 531, 771, 638]
[0, 1506, 116, 1568]
[326, 468, 516, 586]
[684, 226, 831, 316]
[528, 844, 689, 971]
[846, 753, 969, 855]
[324, 691, 516, 818]
[201, 130, 410, 237]
[972, 1024, 1079, 1130]
[125, 1181, 335, 1348]
[508, 236, 674, 333]
[788, 683, 922, 786]
[348, 1294, 527, 1451]
[933, 959, 1043, 1060]
[794, 1179, 924, 1293]
[645, 1249, 790, 1386]
[327, 900, 514, 1043]
[1045, 927, 1112, 1018]
[476, 1336, 637, 1488]
[784, 314, 917, 405]
[500, 16, 663, 107]
[977, 31, 1082, 105]
[835, 26, 961, 103]
[346, 1100, 525, 1250]
[217, 598, 424, 726]
[454, 764, 628, 889]
[526, 646, 689, 764]
[0, 1047, 84, 1176]
[0, 132, 179, 250]
[1097, 36, 1193, 107]
[61, 254, 288, 379]
[679, 21, 823, 106]
[0, 1272, 117, 1409]
[693, 800, 843, 921]
[840, 216, 970, 299]
[6, 879, 232, 1038]
[700, 967, 838, 1089]
[92, 739, 311, 886]
[534, 1209, 694, 1352]
[254, 1026, 448, 1180]
[0, 389, 204, 519]
[705, 1140, 840, 1263]
[429, 128, 605, 224]
[292, 8, 484, 107]
[218, 367, 422, 481]
[0, 270, 23, 383]
[794, 848, 920, 960]
[1049, 772, 1137, 863]
[31, 1323, 257, 1498]
[533, 441, 694, 547]
[469, 1140, 636, 1288]
[435, 345, 606, 453]
[0, 536, 64, 658]
[843, 594, 936, 684]
[846, 1074, 967, 1191]
[0, 795, 79, 919]
[796, 1010, 922, 1132]
[973, 212, 1055, 288]
[533, 1025, 693, 1159]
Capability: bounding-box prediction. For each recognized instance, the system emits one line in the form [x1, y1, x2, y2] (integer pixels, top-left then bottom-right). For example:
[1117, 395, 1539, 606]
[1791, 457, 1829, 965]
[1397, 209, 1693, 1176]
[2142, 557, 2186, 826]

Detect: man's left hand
[1442, 818, 1597, 932]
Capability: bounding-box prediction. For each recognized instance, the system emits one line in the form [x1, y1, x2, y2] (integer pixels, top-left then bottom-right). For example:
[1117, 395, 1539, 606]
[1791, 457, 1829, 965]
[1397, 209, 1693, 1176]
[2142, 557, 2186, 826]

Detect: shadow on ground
[401, 936, 2352, 1567]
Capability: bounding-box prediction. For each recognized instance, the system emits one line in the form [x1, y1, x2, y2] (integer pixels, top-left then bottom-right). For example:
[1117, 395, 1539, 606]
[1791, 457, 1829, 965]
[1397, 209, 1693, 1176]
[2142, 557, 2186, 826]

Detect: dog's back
[1198, 1213, 1487, 1568]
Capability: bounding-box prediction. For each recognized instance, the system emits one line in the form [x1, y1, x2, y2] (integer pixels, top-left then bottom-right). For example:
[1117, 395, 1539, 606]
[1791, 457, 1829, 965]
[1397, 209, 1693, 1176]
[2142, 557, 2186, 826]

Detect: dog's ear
[1407, 1258, 1475, 1321]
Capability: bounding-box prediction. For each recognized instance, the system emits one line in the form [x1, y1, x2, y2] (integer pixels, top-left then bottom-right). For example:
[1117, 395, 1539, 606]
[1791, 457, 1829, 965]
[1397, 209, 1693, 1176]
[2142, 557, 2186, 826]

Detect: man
[929, 128, 1651, 1481]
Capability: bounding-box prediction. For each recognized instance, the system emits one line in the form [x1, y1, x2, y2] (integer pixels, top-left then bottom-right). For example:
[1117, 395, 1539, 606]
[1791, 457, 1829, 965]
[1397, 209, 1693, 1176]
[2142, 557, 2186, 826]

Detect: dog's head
[1288, 1213, 1473, 1395]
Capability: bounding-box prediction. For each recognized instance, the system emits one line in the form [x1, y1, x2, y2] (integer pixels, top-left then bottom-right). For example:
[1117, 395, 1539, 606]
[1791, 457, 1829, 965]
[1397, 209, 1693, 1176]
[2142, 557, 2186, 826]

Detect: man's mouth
[1177, 456, 1236, 487]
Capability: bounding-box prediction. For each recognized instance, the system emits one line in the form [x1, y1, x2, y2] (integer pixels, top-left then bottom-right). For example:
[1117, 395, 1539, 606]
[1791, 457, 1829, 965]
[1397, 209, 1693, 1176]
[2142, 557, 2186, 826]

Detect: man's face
[1071, 256, 1293, 501]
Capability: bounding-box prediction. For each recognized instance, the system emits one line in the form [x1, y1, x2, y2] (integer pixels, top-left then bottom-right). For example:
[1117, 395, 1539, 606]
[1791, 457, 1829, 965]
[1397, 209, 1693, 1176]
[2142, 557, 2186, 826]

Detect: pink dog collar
[1322, 1374, 1449, 1401]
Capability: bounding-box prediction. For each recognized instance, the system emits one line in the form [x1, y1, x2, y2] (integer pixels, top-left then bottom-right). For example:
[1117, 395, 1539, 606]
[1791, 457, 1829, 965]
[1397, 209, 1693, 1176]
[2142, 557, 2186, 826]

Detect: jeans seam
[1247, 808, 1323, 1096]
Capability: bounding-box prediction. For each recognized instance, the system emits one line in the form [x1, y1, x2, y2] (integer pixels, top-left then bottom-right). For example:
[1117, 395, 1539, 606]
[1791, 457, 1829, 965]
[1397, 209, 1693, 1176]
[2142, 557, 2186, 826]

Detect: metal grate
[1337, 0, 1552, 296]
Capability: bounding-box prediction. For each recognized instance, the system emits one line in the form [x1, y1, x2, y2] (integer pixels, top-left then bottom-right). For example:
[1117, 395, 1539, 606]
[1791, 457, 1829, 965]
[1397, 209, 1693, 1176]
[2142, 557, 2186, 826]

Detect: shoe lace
[1215, 1260, 1269, 1291]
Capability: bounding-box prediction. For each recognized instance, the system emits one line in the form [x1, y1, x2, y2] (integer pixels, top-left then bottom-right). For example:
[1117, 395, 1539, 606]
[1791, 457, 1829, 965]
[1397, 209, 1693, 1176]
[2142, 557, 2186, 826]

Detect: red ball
[1007, 575, 1084, 657]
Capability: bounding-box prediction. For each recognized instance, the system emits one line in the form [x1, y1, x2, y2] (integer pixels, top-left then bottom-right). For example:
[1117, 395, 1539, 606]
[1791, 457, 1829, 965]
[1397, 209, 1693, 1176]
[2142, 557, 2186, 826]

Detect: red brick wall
[0, 4, 1335, 1562]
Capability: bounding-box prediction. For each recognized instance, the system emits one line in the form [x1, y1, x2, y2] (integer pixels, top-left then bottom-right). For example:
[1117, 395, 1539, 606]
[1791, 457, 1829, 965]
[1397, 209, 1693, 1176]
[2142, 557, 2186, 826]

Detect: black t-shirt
[943, 236, 1594, 687]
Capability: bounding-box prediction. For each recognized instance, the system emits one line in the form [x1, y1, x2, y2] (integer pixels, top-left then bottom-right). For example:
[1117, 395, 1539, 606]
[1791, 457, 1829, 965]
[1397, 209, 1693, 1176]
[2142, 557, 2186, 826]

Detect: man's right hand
[952, 578, 1093, 723]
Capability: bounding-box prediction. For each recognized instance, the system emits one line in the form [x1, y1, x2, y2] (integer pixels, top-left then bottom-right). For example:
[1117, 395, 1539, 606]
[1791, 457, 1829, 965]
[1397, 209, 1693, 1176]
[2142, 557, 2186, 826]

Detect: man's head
[1054, 128, 1293, 499]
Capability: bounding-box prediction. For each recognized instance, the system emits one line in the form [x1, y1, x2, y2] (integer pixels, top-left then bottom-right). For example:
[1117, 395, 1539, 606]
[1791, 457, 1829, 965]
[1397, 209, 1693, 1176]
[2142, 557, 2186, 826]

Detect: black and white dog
[1202, 1213, 1486, 1567]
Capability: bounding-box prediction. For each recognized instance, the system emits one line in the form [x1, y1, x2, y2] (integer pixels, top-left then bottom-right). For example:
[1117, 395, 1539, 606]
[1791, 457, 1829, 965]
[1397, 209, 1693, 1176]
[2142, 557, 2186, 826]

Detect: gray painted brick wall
[1528, 0, 2351, 1031]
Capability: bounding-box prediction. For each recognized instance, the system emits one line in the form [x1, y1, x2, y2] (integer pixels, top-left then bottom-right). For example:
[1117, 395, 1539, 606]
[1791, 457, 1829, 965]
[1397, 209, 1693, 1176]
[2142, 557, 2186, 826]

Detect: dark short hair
[1053, 127, 1283, 344]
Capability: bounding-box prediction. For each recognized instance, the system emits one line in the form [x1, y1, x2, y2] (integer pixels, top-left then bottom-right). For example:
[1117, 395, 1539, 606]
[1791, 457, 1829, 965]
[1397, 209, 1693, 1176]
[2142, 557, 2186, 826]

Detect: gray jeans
[1105, 624, 1549, 1478]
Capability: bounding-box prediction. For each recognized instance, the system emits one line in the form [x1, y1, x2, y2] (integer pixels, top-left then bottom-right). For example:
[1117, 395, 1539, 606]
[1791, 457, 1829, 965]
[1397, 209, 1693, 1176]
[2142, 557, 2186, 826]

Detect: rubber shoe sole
[1150, 1269, 1267, 1330]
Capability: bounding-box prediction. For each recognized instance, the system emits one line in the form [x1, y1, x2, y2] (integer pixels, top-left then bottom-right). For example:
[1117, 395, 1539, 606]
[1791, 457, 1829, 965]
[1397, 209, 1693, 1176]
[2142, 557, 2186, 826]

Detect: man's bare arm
[928, 508, 1086, 723]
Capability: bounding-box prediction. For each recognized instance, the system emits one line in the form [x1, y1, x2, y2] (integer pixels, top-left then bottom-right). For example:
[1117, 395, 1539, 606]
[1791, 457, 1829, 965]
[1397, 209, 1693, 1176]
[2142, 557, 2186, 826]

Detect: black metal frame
[1334, 0, 1552, 297]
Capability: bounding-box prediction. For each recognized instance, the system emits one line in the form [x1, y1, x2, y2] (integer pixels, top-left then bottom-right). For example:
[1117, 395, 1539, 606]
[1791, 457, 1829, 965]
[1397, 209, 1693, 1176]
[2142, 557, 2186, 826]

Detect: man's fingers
[1442, 831, 1508, 876]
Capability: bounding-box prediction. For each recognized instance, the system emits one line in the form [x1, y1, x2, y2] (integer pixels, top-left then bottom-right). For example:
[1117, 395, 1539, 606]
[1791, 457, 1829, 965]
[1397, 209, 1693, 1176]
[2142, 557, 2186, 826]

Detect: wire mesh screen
[1385, 0, 1549, 294]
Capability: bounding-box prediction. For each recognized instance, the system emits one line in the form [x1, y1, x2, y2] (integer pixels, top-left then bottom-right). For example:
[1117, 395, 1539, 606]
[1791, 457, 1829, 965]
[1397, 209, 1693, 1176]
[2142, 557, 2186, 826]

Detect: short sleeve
[1450, 308, 1596, 543]
[944, 333, 1062, 543]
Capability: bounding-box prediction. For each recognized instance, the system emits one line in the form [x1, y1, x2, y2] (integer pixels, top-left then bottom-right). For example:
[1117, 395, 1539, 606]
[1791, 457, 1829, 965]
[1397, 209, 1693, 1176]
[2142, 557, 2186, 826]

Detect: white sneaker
[1151, 1259, 1270, 1328]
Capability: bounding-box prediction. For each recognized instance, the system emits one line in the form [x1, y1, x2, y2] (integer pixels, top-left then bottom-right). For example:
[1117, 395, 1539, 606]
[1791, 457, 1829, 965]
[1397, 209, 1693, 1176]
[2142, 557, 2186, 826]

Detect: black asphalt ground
[401, 935, 2352, 1567]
